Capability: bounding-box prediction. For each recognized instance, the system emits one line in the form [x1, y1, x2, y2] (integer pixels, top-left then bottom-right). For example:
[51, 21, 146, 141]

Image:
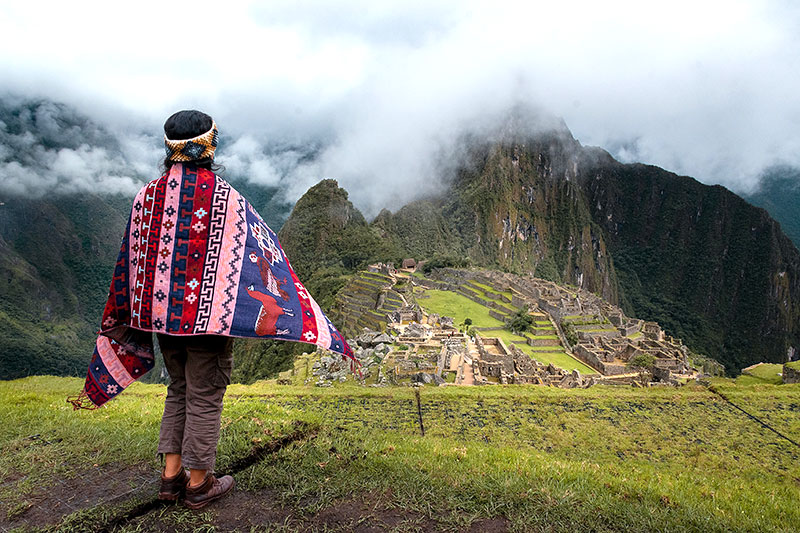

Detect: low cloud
[0, 145, 145, 197]
[0, 100, 160, 197]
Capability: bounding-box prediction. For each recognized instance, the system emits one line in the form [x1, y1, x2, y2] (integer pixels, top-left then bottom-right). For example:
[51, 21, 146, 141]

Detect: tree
[460, 317, 473, 332]
[627, 353, 656, 384]
[628, 353, 656, 372]
[561, 321, 578, 346]
[506, 307, 533, 335]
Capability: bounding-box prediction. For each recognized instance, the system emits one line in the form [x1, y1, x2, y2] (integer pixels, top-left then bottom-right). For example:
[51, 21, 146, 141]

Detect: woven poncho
[71, 163, 356, 408]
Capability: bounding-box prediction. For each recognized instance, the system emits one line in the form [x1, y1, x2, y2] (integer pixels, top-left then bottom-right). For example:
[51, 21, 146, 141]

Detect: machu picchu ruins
[308, 264, 700, 389]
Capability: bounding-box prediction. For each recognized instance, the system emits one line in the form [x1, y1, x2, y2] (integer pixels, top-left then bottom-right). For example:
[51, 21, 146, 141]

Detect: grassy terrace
[1, 377, 798, 532]
[490, 330, 597, 374]
[419, 289, 594, 373]
[467, 280, 514, 300]
[738, 363, 784, 386]
[420, 289, 504, 328]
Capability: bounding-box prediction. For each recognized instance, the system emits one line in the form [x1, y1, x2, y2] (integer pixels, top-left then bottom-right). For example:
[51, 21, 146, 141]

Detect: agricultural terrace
[1, 377, 798, 532]
[419, 289, 504, 328]
[491, 329, 597, 374]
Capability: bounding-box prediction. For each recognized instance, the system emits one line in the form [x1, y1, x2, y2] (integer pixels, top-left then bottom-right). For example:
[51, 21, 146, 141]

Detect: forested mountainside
[744, 166, 800, 249]
[296, 121, 798, 373]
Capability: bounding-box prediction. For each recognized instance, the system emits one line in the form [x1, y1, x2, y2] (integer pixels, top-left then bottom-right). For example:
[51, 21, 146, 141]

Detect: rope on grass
[704, 383, 800, 451]
[414, 387, 425, 436]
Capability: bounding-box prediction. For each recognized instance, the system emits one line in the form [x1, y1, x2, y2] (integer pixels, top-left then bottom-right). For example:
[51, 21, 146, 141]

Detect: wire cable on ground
[704, 382, 800, 451]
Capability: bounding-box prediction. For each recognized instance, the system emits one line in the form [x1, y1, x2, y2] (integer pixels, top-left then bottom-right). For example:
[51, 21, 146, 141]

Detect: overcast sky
[1, 0, 799, 215]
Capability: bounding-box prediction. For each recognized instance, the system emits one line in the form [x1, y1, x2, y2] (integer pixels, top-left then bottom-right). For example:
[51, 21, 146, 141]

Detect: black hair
[161, 109, 224, 175]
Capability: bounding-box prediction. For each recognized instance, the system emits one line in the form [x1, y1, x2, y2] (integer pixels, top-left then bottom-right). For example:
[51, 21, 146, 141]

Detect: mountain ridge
[283, 119, 799, 373]
[1, 97, 798, 378]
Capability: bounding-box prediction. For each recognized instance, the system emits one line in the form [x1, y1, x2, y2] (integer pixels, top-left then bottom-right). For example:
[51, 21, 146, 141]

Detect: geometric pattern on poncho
[78, 164, 356, 408]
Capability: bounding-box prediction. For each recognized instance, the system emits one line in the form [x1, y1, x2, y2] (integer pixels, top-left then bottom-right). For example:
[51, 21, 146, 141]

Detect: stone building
[401, 258, 417, 270]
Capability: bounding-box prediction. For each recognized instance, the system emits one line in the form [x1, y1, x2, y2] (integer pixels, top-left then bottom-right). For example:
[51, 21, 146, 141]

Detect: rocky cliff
[578, 151, 800, 371]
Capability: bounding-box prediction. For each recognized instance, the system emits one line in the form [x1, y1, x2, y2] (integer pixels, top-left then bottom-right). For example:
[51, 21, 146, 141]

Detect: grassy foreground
[1, 377, 799, 532]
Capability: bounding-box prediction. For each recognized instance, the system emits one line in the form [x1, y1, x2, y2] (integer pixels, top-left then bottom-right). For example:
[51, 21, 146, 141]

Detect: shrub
[506, 307, 533, 335]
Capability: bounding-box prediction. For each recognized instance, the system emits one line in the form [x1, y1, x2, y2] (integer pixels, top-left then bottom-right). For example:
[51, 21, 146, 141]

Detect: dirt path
[460, 348, 476, 385]
[0, 463, 154, 532]
[457, 339, 482, 385]
[127, 490, 509, 532]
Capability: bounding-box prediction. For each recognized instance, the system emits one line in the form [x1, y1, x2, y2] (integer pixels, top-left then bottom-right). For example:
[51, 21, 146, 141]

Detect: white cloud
[1, 0, 799, 210]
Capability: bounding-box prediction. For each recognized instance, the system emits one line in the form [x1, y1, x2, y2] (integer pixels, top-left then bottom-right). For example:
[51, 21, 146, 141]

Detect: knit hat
[164, 121, 219, 162]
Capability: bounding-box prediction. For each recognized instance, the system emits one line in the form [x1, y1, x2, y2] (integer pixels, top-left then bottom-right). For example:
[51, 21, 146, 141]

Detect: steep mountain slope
[278, 180, 383, 278]
[579, 152, 800, 371]
[0, 194, 128, 378]
[374, 126, 619, 302]
[745, 166, 800, 249]
[371, 121, 799, 373]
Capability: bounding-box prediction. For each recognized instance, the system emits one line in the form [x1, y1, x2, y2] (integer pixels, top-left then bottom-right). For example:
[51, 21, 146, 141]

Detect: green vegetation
[420, 290, 504, 328]
[277, 180, 401, 285]
[628, 353, 657, 372]
[745, 165, 800, 249]
[1, 377, 799, 532]
[420, 254, 471, 274]
[506, 307, 534, 334]
[562, 321, 578, 346]
[737, 363, 784, 386]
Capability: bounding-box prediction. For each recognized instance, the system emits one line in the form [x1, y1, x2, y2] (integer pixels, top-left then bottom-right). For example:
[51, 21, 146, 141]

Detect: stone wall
[489, 309, 508, 322]
[528, 337, 559, 347]
[783, 363, 800, 384]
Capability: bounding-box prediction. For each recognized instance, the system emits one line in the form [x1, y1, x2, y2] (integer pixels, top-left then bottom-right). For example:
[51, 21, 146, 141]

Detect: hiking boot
[158, 468, 189, 501]
[184, 473, 235, 510]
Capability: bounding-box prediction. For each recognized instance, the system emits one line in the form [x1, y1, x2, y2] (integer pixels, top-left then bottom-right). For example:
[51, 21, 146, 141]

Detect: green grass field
[488, 330, 597, 374]
[738, 363, 784, 385]
[421, 290, 505, 328]
[1, 377, 799, 532]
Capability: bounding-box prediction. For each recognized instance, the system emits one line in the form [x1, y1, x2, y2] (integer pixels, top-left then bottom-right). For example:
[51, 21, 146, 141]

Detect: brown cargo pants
[156, 334, 234, 470]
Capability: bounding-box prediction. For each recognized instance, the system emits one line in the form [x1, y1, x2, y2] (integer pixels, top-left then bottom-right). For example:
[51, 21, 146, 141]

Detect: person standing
[70, 110, 357, 510]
